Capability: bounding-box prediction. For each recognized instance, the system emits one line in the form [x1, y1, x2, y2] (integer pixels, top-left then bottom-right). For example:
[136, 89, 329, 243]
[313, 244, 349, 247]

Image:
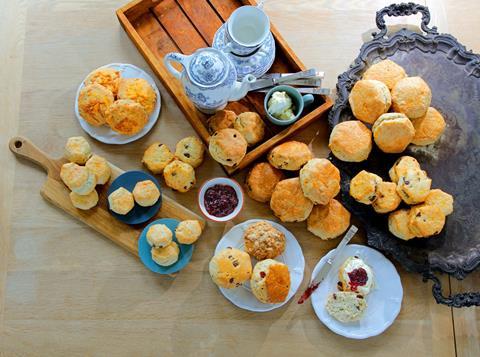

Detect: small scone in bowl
[198, 177, 244, 222]
[107, 170, 162, 225]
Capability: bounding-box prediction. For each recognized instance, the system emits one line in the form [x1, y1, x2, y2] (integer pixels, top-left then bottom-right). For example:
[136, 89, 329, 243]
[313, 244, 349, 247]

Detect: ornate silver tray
[328, 2, 480, 307]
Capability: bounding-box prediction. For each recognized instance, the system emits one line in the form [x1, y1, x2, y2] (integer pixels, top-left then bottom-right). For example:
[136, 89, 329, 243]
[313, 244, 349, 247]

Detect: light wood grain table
[1, 0, 478, 356]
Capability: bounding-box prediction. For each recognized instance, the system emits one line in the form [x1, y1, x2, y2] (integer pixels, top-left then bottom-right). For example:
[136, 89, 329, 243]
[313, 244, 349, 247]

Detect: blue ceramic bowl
[107, 170, 162, 225]
[138, 218, 194, 274]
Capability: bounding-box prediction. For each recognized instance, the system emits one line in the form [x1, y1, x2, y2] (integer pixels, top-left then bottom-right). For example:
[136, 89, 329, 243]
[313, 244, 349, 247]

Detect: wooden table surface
[1, 0, 478, 356]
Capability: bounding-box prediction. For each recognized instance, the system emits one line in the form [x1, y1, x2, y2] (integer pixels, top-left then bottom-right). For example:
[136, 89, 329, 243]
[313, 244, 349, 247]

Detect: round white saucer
[214, 219, 305, 312]
[74, 63, 161, 145]
[212, 24, 275, 79]
[311, 244, 403, 339]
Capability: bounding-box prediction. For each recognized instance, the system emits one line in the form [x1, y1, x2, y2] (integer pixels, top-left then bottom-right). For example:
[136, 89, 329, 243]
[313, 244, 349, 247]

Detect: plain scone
[391, 76, 431, 119]
[372, 113, 415, 153]
[348, 79, 391, 124]
[267, 141, 313, 171]
[329, 121, 372, 162]
[209, 128, 247, 166]
[64, 136, 92, 164]
[300, 158, 341, 205]
[245, 162, 284, 203]
[270, 178, 314, 222]
[307, 199, 350, 240]
[362, 59, 407, 90]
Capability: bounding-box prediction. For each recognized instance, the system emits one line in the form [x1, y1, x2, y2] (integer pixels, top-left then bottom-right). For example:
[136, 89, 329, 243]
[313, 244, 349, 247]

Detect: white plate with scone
[311, 244, 403, 339]
[213, 219, 305, 312]
[75, 63, 161, 145]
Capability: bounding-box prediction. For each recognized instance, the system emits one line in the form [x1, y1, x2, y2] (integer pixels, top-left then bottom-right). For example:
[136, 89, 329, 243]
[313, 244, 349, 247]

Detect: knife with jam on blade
[298, 225, 358, 304]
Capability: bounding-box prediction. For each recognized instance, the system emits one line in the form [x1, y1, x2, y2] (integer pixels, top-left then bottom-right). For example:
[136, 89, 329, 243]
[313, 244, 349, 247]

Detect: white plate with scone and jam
[311, 244, 402, 339]
[75, 63, 161, 145]
[212, 219, 305, 312]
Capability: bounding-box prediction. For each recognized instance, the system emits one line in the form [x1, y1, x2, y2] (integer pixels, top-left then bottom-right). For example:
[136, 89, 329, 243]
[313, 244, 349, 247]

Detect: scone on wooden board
[348, 79, 391, 124]
[270, 178, 314, 222]
[64, 136, 92, 164]
[85, 154, 111, 185]
[243, 221, 285, 260]
[267, 141, 313, 171]
[209, 248, 252, 289]
[60, 162, 97, 195]
[233, 112, 265, 146]
[70, 190, 99, 210]
[250, 259, 291, 304]
[207, 109, 236, 133]
[245, 162, 284, 203]
[329, 120, 372, 162]
[208, 128, 247, 167]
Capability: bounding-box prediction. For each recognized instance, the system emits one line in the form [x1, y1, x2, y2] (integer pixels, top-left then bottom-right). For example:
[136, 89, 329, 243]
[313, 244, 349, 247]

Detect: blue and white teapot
[164, 48, 255, 113]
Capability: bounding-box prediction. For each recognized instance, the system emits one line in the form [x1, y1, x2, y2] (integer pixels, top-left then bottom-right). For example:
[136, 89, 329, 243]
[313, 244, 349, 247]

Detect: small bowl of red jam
[198, 178, 244, 222]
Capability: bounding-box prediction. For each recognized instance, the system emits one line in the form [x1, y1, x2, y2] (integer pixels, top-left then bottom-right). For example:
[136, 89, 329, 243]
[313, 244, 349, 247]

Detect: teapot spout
[229, 75, 256, 102]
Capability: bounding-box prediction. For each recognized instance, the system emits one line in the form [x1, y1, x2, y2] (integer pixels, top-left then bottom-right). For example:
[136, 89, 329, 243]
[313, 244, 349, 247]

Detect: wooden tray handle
[9, 136, 56, 175]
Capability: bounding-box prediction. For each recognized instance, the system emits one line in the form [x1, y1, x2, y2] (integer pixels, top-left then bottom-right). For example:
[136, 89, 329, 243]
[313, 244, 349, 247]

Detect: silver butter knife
[298, 225, 358, 304]
[259, 71, 325, 80]
[249, 68, 317, 91]
[254, 87, 331, 95]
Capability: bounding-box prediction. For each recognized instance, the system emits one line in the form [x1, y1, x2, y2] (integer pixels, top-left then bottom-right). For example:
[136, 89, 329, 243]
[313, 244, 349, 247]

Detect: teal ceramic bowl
[138, 218, 194, 274]
[264, 85, 314, 126]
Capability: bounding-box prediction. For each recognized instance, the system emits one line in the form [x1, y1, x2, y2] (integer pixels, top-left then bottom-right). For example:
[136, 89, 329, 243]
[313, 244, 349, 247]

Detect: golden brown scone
[151, 242, 179, 266]
[175, 220, 203, 245]
[64, 136, 92, 164]
[132, 179, 160, 207]
[348, 79, 391, 124]
[389, 156, 420, 183]
[108, 187, 134, 215]
[349, 170, 383, 205]
[300, 158, 340, 205]
[69, 189, 99, 210]
[245, 162, 284, 203]
[388, 209, 415, 240]
[146, 224, 172, 248]
[174, 136, 205, 168]
[207, 110, 236, 133]
[408, 205, 445, 237]
[106, 99, 148, 135]
[208, 128, 247, 167]
[233, 112, 265, 146]
[163, 160, 196, 193]
[372, 182, 402, 213]
[372, 113, 415, 153]
[307, 199, 351, 240]
[142, 142, 174, 174]
[362, 59, 407, 90]
[424, 189, 454, 216]
[250, 259, 290, 304]
[391, 76, 432, 119]
[85, 154, 111, 185]
[329, 121, 372, 162]
[243, 221, 286, 260]
[270, 178, 313, 222]
[78, 83, 114, 126]
[60, 162, 97, 195]
[396, 168, 431, 204]
[411, 107, 446, 145]
[84, 67, 121, 96]
[209, 247, 252, 288]
[267, 141, 313, 171]
[117, 78, 156, 115]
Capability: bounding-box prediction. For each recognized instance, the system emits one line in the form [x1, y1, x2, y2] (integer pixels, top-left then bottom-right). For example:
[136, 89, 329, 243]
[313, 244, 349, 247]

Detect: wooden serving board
[116, 0, 333, 175]
[9, 136, 205, 257]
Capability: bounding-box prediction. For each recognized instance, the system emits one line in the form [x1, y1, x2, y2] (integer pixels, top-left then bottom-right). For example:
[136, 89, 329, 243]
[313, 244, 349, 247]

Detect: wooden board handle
[9, 136, 56, 175]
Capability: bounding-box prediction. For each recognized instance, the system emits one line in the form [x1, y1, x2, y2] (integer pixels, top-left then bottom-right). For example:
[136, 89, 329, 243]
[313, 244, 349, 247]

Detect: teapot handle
[164, 53, 188, 79]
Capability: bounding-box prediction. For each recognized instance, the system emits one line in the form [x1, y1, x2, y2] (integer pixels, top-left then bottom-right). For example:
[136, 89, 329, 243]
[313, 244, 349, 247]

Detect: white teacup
[223, 6, 270, 56]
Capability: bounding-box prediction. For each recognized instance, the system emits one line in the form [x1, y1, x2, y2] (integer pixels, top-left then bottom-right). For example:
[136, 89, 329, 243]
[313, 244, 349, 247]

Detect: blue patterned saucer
[212, 24, 275, 79]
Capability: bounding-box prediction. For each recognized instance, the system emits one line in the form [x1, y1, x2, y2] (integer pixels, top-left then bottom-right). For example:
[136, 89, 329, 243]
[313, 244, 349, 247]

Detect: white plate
[214, 219, 305, 312]
[311, 244, 403, 339]
[74, 63, 161, 144]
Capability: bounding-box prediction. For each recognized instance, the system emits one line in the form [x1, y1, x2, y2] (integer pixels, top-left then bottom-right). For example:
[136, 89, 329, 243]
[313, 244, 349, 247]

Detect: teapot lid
[188, 48, 231, 87]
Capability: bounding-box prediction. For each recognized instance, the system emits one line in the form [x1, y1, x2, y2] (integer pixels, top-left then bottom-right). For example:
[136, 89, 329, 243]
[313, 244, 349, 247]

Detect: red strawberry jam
[347, 267, 368, 292]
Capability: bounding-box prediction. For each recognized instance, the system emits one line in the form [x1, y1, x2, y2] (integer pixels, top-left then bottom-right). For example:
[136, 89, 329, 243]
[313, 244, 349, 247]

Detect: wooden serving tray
[9, 136, 205, 257]
[117, 0, 333, 175]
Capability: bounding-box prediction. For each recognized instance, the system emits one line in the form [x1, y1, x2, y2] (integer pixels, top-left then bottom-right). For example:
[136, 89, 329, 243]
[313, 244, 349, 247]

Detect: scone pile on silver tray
[329, 59, 446, 161]
[328, 59, 454, 240]
[78, 67, 157, 135]
[209, 221, 291, 304]
[207, 110, 265, 167]
[60, 136, 112, 210]
[244, 141, 351, 241]
[142, 136, 205, 193]
[108, 179, 160, 215]
[146, 220, 203, 266]
[326, 256, 374, 323]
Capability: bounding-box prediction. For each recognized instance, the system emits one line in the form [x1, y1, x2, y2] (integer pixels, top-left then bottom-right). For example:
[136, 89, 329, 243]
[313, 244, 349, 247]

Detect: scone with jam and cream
[338, 256, 374, 295]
